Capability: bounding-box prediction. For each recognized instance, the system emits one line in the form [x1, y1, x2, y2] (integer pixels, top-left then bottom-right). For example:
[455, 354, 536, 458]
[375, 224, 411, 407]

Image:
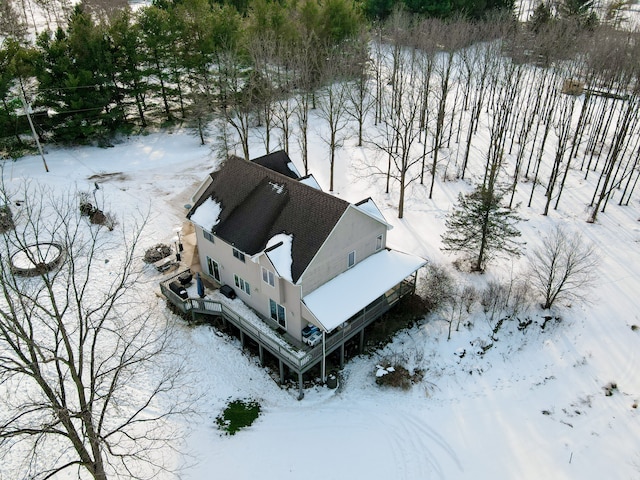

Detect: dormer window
[348, 250, 356, 268]
[232, 248, 245, 262]
[203, 231, 215, 243]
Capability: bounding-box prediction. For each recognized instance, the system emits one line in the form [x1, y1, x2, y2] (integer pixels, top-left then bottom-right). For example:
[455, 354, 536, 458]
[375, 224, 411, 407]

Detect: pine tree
[35, 7, 121, 143]
[441, 185, 523, 272]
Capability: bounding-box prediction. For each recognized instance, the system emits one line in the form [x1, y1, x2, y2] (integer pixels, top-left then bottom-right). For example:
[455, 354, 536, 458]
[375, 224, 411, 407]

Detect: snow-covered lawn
[2, 107, 639, 479]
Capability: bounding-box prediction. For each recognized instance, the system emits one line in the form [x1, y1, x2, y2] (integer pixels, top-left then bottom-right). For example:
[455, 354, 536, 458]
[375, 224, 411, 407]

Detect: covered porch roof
[302, 249, 426, 332]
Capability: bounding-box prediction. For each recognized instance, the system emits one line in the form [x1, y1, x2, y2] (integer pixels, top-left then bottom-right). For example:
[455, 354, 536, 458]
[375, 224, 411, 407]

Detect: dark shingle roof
[188, 153, 349, 283]
[251, 151, 300, 179]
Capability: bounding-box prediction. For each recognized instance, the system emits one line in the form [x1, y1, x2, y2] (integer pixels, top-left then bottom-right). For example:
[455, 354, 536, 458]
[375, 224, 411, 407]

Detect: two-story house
[180, 151, 425, 397]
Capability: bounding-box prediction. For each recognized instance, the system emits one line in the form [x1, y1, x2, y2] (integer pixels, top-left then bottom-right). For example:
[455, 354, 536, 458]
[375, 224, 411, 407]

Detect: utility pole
[21, 94, 49, 173]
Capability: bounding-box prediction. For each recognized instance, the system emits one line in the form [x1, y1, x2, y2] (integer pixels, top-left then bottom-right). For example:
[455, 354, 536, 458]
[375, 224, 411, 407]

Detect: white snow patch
[355, 198, 388, 225]
[189, 197, 221, 232]
[269, 181, 285, 194]
[265, 233, 293, 282]
[375, 365, 395, 377]
[299, 175, 322, 190]
[287, 162, 301, 178]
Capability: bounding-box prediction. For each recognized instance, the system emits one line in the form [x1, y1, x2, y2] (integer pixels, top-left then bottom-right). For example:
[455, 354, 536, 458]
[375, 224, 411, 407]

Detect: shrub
[89, 208, 105, 224]
[420, 263, 455, 312]
[216, 399, 261, 435]
[0, 205, 15, 233]
[375, 359, 424, 391]
[79, 192, 95, 216]
[603, 382, 618, 396]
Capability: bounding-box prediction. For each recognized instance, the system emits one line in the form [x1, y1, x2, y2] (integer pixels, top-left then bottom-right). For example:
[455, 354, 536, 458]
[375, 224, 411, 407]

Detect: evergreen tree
[0, 39, 35, 147]
[108, 9, 149, 127]
[138, 5, 178, 120]
[441, 185, 522, 272]
[174, 0, 242, 102]
[35, 7, 121, 143]
[529, 2, 552, 32]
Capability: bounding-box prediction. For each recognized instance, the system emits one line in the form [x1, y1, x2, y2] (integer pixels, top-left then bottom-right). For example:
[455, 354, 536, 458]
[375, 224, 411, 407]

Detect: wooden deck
[160, 270, 416, 399]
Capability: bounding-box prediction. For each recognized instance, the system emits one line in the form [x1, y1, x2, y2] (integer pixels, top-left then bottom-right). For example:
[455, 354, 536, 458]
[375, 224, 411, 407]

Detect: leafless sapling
[528, 225, 598, 309]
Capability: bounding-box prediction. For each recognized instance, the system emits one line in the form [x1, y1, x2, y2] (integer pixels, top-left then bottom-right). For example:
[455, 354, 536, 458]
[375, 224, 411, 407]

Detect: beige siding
[299, 207, 387, 296]
[195, 227, 259, 307]
[194, 225, 304, 339]
[193, 205, 386, 339]
[255, 256, 304, 340]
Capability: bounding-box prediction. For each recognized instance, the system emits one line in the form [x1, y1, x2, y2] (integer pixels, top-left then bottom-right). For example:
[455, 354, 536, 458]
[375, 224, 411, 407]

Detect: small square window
[348, 250, 356, 268]
[233, 248, 245, 262]
[203, 231, 215, 243]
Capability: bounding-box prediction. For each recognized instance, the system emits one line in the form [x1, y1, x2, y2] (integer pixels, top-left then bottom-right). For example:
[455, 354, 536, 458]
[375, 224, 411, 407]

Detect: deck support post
[258, 344, 264, 366]
[279, 360, 284, 383]
[339, 343, 345, 368]
[297, 372, 304, 400]
[240, 330, 245, 347]
[359, 329, 365, 353]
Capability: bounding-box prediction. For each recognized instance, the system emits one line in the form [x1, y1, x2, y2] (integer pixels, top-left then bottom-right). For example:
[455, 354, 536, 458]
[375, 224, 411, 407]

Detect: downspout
[321, 331, 326, 383]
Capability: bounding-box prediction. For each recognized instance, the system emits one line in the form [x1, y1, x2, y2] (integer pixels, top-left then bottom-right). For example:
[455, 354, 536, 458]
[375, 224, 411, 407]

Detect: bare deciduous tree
[81, 0, 130, 22]
[421, 263, 477, 340]
[220, 48, 254, 161]
[0, 182, 189, 480]
[528, 225, 598, 309]
[0, 0, 27, 38]
[316, 60, 350, 192]
[366, 44, 426, 218]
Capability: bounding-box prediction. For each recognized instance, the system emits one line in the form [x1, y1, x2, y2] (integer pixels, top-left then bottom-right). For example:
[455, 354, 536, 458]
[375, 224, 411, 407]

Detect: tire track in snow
[375, 410, 462, 479]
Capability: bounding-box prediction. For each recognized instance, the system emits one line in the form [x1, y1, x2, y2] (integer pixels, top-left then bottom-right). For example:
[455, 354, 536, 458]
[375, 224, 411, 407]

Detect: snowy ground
[2, 64, 640, 479]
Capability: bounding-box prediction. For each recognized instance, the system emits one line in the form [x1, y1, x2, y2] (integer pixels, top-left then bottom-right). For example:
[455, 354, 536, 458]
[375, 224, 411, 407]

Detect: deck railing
[160, 272, 415, 373]
[160, 279, 307, 370]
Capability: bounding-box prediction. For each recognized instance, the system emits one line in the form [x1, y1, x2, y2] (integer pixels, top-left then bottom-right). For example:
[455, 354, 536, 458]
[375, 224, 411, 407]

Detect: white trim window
[207, 256, 221, 282]
[232, 248, 245, 262]
[376, 234, 383, 251]
[203, 230, 215, 243]
[262, 267, 275, 287]
[234, 274, 251, 295]
[348, 250, 356, 268]
[269, 299, 286, 328]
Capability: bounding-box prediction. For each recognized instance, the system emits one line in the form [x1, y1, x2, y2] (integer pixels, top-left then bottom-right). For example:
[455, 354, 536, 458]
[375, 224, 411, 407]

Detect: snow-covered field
[3, 0, 640, 474]
[2, 90, 639, 479]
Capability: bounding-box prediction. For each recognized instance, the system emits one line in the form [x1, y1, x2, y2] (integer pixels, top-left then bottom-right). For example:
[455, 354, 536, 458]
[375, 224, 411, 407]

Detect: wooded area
[1, 0, 639, 226]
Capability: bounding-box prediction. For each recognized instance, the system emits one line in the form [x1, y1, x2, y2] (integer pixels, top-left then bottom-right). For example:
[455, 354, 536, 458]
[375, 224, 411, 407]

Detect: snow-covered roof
[187, 155, 349, 283]
[189, 197, 221, 231]
[302, 249, 426, 332]
[287, 162, 301, 178]
[251, 151, 301, 179]
[355, 198, 392, 228]
[265, 233, 293, 282]
[299, 174, 322, 190]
